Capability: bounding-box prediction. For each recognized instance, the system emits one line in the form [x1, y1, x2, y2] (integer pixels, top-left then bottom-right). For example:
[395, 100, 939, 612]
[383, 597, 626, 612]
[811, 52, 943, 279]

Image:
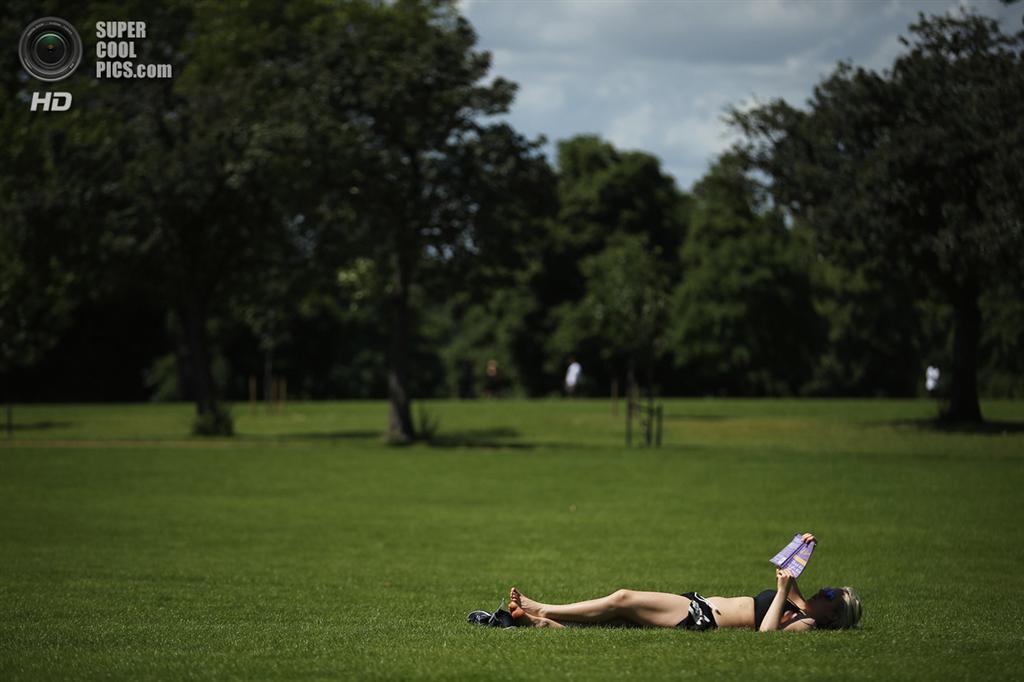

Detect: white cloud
[460, 0, 1024, 190]
[606, 102, 656, 150]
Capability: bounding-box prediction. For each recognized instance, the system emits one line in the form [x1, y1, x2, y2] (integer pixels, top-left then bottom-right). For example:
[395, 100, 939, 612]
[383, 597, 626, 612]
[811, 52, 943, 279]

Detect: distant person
[502, 533, 862, 631]
[484, 359, 501, 398]
[564, 357, 581, 397]
[926, 365, 940, 395]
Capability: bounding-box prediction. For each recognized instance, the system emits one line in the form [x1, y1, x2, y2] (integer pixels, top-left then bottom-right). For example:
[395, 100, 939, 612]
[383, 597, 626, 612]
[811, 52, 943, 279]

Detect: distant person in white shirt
[565, 357, 581, 397]
[926, 366, 940, 394]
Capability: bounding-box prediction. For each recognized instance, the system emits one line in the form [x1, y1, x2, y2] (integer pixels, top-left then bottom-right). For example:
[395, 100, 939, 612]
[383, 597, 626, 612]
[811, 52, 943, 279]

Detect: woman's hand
[776, 568, 795, 593]
[800, 532, 816, 544]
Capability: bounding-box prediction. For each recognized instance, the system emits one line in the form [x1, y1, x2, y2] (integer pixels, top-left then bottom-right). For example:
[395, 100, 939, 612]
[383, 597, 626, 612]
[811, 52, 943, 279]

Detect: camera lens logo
[19, 17, 83, 82]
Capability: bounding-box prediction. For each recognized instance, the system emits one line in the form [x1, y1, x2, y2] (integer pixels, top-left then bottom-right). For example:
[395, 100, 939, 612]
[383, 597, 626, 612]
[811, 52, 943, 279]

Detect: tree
[805, 252, 923, 397]
[0, 235, 75, 434]
[556, 136, 688, 268]
[550, 234, 670, 396]
[978, 279, 1024, 398]
[668, 154, 821, 396]
[307, 0, 553, 441]
[534, 136, 689, 393]
[0, 0, 117, 431]
[2, 1, 323, 434]
[89, 0, 343, 434]
[732, 12, 1024, 420]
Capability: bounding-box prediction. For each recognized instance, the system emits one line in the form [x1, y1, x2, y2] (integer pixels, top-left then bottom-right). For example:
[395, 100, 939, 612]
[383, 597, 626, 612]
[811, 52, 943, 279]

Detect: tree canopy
[731, 11, 1024, 421]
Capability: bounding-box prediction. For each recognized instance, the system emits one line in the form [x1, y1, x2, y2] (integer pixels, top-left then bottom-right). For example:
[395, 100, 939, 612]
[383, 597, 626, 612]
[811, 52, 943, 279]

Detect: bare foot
[510, 586, 544, 617]
[515, 610, 564, 628]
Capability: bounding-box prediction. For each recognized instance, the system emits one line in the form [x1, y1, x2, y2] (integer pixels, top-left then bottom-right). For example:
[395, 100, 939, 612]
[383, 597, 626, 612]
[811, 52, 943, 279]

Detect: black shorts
[677, 592, 718, 631]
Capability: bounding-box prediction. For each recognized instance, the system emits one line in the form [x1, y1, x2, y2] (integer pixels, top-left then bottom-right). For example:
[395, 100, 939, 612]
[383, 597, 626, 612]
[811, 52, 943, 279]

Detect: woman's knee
[609, 589, 634, 607]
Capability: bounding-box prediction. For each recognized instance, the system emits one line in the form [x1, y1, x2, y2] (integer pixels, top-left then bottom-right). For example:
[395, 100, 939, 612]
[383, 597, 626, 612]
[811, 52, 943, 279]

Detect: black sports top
[753, 589, 805, 630]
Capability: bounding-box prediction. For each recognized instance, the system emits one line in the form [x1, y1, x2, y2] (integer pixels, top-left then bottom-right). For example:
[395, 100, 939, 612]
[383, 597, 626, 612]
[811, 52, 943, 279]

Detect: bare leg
[511, 587, 691, 629]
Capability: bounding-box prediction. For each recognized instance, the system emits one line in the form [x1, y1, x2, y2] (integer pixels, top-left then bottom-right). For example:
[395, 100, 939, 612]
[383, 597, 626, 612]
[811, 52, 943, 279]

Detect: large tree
[0, 0, 124, 430]
[308, 0, 553, 441]
[2, 0, 334, 433]
[732, 12, 1024, 421]
[533, 135, 689, 393]
[94, 1, 350, 433]
[668, 154, 821, 396]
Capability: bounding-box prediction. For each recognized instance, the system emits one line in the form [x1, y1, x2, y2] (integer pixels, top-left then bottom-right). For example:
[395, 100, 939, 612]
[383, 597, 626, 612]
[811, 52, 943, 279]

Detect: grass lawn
[2, 399, 1023, 680]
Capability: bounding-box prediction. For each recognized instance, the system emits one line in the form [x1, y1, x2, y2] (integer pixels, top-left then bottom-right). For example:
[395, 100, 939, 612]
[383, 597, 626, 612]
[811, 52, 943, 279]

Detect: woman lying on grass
[509, 533, 862, 631]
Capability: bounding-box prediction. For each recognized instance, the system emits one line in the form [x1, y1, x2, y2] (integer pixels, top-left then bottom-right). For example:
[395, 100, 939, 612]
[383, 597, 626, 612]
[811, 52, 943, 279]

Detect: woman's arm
[787, 577, 808, 611]
[785, 532, 817, 611]
[781, 616, 815, 632]
[759, 569, 795, 632]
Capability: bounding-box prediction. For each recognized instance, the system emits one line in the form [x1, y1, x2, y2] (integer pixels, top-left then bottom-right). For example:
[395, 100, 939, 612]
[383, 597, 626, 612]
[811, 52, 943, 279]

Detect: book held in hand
[770, 534, 815, 578]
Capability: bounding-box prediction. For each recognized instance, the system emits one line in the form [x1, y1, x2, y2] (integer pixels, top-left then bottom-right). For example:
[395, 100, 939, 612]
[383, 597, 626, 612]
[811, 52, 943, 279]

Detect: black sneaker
[467, 601, 516, 628]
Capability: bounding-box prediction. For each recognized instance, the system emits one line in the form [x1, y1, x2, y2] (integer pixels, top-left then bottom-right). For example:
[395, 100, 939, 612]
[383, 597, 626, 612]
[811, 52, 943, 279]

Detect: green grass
[2, 399, 1023, 680]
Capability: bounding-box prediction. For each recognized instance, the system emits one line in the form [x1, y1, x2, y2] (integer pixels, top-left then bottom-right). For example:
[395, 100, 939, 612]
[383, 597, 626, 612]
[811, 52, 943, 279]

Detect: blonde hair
[831, 586, 863, 629]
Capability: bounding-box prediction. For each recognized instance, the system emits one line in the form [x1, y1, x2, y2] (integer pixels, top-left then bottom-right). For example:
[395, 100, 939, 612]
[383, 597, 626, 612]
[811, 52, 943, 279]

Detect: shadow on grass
[277, 430, 381, 440]
[426, 427, 534, 449]
[5, 420, 73, 431]
[882, 418, 1024, 435]
[562, 619, 645, 629]
[240, 427, 536, 449]
[662, 414, 732, 422]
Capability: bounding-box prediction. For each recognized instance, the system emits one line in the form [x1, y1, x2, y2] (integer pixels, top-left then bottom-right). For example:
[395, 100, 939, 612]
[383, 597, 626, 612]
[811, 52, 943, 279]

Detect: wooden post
[248, 375, 257, 410]
[611, 379, 618, 416]
[280, 378, 287, 410]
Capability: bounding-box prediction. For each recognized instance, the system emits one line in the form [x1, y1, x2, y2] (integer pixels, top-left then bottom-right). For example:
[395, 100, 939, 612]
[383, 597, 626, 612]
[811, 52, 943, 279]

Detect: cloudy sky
[459, 0, 1024, 190]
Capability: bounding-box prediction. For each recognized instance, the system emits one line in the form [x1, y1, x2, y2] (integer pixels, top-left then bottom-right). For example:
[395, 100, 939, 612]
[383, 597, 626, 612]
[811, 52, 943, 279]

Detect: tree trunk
[626, 356, 636, 403]
[385, 290, 413, 444]
[174, 333, 192, 401]
[386, 260, 416, 444]
[179, 298, 217, 417]
[943, 280, 983, 423]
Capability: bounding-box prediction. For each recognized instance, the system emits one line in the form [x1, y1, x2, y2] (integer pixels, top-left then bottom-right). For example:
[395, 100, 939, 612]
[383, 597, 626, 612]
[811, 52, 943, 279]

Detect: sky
[459, 0, 1024, 191]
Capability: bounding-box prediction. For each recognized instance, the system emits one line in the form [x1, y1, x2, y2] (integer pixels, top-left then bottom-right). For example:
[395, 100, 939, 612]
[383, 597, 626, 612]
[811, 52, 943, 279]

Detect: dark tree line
[732, 12, 1024, 421]
[2, 3, 1021, 436]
